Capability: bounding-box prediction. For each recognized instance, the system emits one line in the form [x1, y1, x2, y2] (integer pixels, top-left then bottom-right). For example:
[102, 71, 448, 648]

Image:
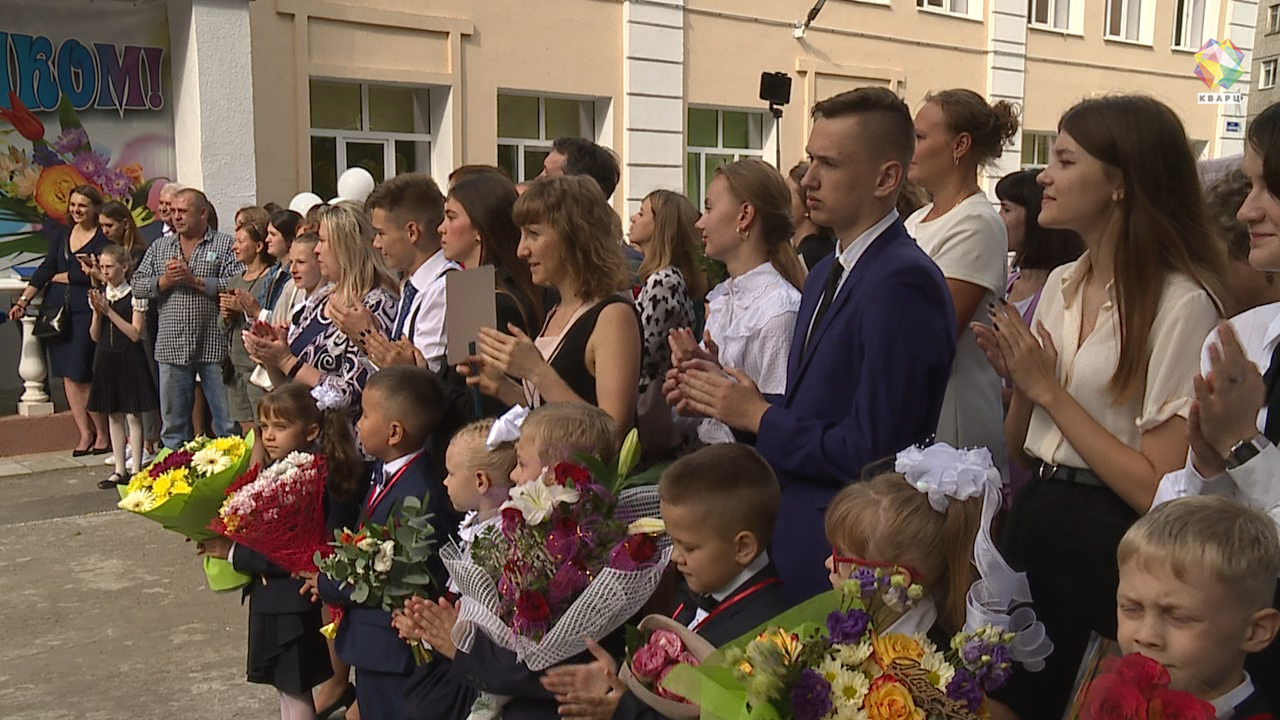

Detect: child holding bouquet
[540, 443, 791, 720]
[199, 381, 365, 720]
[87, 244, 160, 489]
[1111, 496, 1280, 715]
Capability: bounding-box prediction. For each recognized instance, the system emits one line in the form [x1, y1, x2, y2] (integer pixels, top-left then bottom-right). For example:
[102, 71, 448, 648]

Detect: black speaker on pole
[759, 72, 791, 167]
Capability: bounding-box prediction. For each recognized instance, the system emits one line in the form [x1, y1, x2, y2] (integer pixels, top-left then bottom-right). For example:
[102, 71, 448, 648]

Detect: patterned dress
[634, 266, 695, 394]
[287, 285, 398, 413]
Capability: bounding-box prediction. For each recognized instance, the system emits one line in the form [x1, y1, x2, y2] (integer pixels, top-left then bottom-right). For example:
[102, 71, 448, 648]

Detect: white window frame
[1171, 0, 1205, 49]
[686, 107, 768, 208]
[309, 80, 434, 193]
[917, 0, 972, 16]
[1263, 59, 1279, 90]
[496, 93, 598, 183]
[1028, 0, 1071, 29]
[1021, 132, 1056, 169]
[1104, 0, 1143, 42]
[1269, 4, 1280, 34]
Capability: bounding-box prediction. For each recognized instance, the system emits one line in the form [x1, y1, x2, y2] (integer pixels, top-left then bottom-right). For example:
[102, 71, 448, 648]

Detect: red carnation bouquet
[1066, 635, 1216, 720]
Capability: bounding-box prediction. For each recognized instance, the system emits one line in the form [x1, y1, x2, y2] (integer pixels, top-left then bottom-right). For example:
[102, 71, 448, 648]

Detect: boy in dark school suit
[303, 367, 456, 720]
[541, 443, 790, 720]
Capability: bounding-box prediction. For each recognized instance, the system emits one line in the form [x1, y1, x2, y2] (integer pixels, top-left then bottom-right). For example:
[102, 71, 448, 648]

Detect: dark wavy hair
[994, 169, 1082, 271]
[449, 172, 542, 326]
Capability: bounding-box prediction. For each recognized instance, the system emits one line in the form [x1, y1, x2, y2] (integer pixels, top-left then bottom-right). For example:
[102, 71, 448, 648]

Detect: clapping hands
[541, 639, 626, 720]
[391, 596, 460, 659]
[972, 301, 1060, 406]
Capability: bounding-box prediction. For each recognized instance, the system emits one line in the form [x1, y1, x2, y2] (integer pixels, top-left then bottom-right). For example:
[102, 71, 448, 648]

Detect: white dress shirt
[687, 551, 771, 629]
[1153, 301, 1280, 534]
[1211, 673, 1256, 720]
[404, 250, 460, 372]
[803, 209, 899, 345]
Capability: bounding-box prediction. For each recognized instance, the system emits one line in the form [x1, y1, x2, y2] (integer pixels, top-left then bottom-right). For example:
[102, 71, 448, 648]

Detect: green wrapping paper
[116, 433, 256, 592]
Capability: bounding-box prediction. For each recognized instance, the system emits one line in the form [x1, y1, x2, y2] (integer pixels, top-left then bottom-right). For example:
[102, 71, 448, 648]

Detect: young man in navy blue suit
[305, 367, 456, 720]
[672, 87, 956, 602]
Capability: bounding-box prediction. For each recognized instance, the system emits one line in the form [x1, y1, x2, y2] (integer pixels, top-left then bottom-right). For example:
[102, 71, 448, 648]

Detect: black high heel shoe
[316, 683, 356, 719]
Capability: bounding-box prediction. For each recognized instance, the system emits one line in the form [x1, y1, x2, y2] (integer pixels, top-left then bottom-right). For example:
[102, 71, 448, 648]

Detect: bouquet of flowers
[620, 616, 716, 720]
[1064, 635, 1215, 720]
[116, 434, 254, 591]
[441, 429, 669, 672]
[664, 564, 1018, 720]
[315, 495, 439, 662]
[207, 451, 330, 576]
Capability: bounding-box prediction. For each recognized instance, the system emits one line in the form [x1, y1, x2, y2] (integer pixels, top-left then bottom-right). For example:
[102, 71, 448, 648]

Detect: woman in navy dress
[7, 185, 112, 455]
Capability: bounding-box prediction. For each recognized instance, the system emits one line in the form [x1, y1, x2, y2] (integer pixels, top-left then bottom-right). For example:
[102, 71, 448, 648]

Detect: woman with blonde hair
[667, 158, 805, 445]
[244, 201, 399, 414]
[461, 175, 642, 438]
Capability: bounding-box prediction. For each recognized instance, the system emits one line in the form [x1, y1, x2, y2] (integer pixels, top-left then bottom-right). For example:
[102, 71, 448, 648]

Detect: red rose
[515, 590, 551, 623]
[553, 462, 592, 487]
[1082, 675, 1148, 720]
[1148, 689, 1216, 720]
[501, 506, 524, 537]
[1114, 654, 1171, 695]
[609, 534, 657, 570]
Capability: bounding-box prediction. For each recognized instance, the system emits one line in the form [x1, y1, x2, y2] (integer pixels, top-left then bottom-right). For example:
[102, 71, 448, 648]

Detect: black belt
[1036, 461, 1107, 488]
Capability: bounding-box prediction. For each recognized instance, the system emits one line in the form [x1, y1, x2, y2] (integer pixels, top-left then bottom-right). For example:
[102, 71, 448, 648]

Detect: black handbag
[32, 239, 71, 340]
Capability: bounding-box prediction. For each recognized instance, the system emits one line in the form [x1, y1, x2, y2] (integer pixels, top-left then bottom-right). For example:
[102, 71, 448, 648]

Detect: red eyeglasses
[830, 547, 925, 586]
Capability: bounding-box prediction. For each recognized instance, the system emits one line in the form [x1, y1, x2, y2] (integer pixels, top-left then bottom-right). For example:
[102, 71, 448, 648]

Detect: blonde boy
[1117, 496, 1280, 715]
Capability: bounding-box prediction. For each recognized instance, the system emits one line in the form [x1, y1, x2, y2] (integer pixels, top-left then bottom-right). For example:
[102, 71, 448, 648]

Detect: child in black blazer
[541, 443, 790, 720]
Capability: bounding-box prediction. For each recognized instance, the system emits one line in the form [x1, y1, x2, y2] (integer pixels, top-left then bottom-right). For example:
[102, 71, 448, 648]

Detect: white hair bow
[895, 442, 1054, 671]
[486, 405, 529, 450]
[310, 384, 343, 412]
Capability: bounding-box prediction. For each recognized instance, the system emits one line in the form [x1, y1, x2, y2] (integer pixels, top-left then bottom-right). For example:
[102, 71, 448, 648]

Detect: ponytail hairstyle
[924, 89, 1020, 167]
[714, 159, 806, 290]
[824, 471, 982, 635]
[450, 419, 517, 492]
[256, 383, 363, 501]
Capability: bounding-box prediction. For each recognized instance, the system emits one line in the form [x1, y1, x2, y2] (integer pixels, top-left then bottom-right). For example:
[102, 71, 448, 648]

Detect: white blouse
[1023, 252, 1219, 468]
[697, 262, 801, 444]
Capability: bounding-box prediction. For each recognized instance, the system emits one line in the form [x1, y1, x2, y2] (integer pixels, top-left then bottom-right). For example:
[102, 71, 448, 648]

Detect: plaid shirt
[132, 228, 242, 366]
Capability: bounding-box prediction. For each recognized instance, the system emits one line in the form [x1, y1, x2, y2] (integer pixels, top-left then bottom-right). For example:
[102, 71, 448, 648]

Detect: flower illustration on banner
[0, 92, 165, 256]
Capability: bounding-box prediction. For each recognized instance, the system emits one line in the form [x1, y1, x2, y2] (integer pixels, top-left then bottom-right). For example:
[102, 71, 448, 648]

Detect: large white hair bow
[310, 384, 343, 412]
[486, 405, 529, 450]
[895, 442, 1054, 671]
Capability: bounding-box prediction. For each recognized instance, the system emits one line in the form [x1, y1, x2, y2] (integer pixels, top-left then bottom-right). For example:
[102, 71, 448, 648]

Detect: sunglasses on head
[830, 547, 924, 585]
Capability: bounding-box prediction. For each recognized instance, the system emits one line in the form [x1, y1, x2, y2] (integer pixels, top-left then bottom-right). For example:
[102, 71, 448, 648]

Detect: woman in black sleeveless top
[461, 175, 641, 437]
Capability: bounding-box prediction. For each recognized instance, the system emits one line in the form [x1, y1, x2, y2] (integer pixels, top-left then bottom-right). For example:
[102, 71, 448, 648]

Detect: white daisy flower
[191, 446, 232, 477]
[834, 640, 874, 667]
[829, 667, 870, 708]
[921, 649, 956, 691]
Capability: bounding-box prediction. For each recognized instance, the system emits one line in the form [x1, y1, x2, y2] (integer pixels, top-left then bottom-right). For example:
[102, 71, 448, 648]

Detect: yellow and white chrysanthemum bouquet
[117, 433, 255, 591]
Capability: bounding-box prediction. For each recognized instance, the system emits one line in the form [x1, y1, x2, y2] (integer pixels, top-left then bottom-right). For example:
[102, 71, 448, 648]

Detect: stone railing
[0, 277, 53, 416]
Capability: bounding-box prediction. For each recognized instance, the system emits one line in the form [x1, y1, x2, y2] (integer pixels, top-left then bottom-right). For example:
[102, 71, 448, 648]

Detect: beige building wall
[249, 0, 1252, 209]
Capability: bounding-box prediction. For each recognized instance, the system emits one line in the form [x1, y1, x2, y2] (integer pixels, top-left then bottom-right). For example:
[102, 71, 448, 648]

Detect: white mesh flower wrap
[896, 442, 1054, 671]
[442, 484, 669, 671]
[486, 405, 528, 450]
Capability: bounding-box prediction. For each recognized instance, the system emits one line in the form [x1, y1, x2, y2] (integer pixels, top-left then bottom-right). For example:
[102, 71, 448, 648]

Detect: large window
[1021, 132, 1055, 168]
[1171, 0, 1205, 49]
[1263, 59, 1279, 89]
[1029, 0, 1070, 29]
[497, 94, 597, 182]
[1269, 4, 1280, 34]
[1105, 0, 1142, 41]
[918, 0, 971, 14]
[686, 107, 766, 206]
[309, 80, 432, 201]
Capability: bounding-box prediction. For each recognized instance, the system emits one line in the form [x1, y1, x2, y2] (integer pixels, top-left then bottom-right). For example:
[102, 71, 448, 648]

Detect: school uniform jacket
[1233, 688, 1276, 720]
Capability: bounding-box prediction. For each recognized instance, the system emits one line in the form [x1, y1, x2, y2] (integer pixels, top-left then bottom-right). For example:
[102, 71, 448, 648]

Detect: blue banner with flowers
[0, 2, 175, 256]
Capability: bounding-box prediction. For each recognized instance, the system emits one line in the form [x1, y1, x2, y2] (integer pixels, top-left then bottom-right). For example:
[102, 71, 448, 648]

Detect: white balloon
[289, 192, 323, 215]
[336, 167, 376, 203]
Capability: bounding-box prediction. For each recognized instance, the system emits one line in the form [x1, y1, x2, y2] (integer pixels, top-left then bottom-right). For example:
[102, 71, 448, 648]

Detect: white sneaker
[105, 447, 127, 465]
[107, 445, 157, 470]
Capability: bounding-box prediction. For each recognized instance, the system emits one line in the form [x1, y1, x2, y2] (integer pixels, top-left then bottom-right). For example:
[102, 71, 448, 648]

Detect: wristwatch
[1226, 434, 1272, 470]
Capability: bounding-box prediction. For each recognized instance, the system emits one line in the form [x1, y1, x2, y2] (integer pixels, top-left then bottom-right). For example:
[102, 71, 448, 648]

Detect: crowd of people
[11, 84, 1280, 720]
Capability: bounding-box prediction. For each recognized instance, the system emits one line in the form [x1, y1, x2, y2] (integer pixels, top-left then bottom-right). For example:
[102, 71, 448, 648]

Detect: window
[1105, 0, 1142, 40]
[309, 79, 432, 201]
[686, 107, 766, 207]
[918, 0, 970, 13]
[496, 94, 597, 182]
[1269, 4, 1280, 34]
[1021, 132, 1055, 168]
[1263, 59, 1279, 89]
[1028, 0, 1070, 29]
[1171, 0, 1205, 48]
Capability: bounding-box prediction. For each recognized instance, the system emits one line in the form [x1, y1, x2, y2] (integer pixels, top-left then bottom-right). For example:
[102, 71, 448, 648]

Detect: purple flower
[789, 669, 832, 720]
[102, 169, 131, 198]
[851, 566, 879, 597]
[977, 644, 1013, 690]
[825, 609, 870, 645]
[545, 515, 581, 563]
[945, 668, 984, 713]
[608, 534, 656, 571]
[71, 151, 108, 181]
[32, 145, 63, 167]
[53, 128, 88, 155]
[547, 560, 589, 605]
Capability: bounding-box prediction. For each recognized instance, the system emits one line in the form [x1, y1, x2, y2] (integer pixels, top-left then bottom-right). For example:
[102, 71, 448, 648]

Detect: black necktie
[689, 592, 719, 613]
[1262, 342, 1280, 443]
[805, 257, 844, 354]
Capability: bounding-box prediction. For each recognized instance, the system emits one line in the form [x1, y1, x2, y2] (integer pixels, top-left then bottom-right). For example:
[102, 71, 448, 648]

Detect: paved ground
[0, 460, 279, 719]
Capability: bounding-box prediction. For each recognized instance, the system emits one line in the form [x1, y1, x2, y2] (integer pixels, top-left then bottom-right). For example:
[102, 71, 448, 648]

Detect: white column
[985, 0, 1030, 193]
[622, 0, 687, 218]
[1219, 0, 1258, 157]
[168, 0, 257, 220]
[17, 296, 53, 416]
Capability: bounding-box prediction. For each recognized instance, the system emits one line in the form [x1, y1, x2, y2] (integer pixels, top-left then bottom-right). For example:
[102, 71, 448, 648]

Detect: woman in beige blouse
[973, 96, 1225, 718]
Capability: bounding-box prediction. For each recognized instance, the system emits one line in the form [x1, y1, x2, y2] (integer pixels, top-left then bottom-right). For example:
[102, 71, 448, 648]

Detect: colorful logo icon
[1194, 39, 1245, 90]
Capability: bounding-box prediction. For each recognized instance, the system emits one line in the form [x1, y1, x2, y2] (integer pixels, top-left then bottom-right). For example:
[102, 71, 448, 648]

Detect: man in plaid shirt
[132, 188, 242, 449]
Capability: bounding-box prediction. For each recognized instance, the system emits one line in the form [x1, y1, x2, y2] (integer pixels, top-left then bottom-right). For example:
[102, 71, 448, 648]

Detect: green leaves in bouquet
[575, 428, 660, 495]
[625, 624, 644, 659]
[313, 493, 440, 611]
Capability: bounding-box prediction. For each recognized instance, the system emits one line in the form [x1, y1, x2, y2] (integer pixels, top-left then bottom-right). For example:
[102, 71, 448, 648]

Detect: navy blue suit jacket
[755, 218, 954, 601]
[317, 453, 453, 675]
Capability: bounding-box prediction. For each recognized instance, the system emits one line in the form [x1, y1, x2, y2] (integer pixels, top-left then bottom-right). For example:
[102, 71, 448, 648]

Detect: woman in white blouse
[905, 89, 1019, 473]
[973, 96, 1225, 718]
[668, 159, 806, 444]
